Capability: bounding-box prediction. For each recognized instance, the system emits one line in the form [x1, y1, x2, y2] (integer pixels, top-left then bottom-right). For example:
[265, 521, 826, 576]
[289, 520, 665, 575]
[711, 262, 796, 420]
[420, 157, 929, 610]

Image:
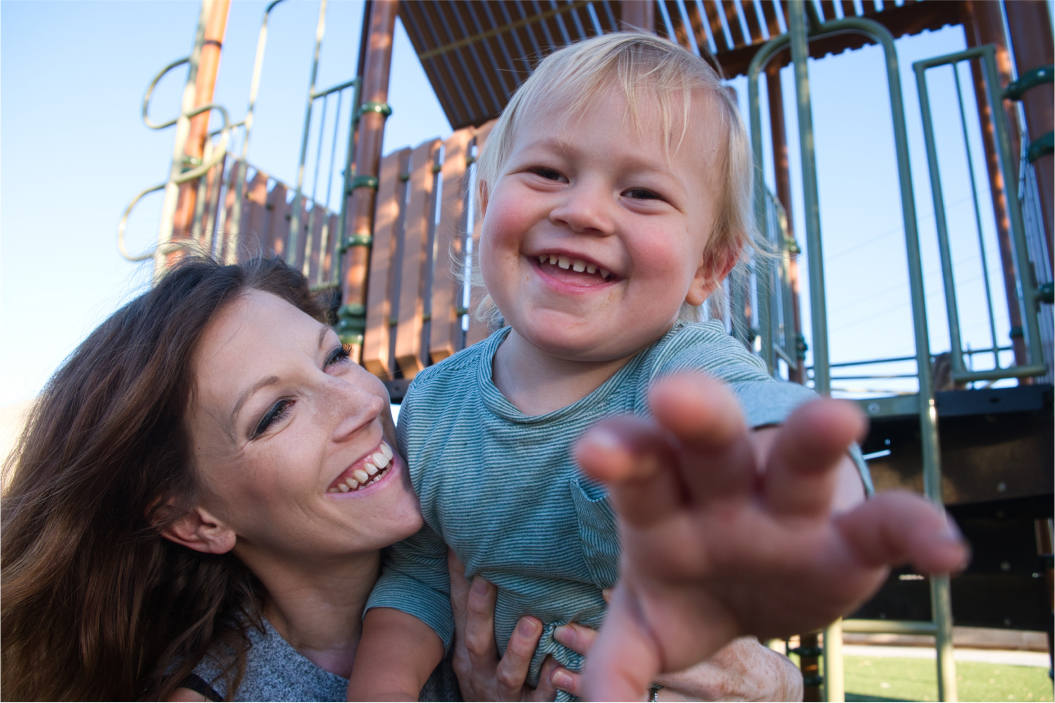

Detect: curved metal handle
[142, 57, 191, 130]
[117, 183, 166, 261]
[172, 103, 232, 183]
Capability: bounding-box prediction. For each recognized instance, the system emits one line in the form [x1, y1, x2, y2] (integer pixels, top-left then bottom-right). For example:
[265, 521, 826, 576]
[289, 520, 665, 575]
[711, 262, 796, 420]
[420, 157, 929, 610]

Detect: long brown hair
[1, 257, 329, 701]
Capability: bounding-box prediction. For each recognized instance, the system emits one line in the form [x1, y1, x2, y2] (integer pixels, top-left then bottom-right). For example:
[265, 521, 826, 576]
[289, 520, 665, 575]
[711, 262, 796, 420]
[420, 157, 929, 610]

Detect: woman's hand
[449, 551, 574, 701]
[574, 373, 969, 701]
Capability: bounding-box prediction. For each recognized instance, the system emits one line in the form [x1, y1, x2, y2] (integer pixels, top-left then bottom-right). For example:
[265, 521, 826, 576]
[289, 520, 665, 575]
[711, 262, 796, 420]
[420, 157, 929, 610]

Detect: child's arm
[574, 372, 969, 701]
[347, 608, 444, 701]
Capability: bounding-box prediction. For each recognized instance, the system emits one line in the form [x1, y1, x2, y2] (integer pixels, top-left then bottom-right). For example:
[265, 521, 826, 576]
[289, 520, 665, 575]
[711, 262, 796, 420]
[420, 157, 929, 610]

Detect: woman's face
[187, 289, 422, 564]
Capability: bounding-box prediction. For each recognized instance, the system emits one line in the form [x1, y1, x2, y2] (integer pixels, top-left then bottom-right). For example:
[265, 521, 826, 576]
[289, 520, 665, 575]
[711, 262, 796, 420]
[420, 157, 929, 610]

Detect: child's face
[479, 86, 729, 363]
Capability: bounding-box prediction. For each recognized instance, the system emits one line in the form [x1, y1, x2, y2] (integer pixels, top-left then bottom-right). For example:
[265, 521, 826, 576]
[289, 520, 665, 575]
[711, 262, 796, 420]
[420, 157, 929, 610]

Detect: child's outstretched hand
[574, 373, 969, 701]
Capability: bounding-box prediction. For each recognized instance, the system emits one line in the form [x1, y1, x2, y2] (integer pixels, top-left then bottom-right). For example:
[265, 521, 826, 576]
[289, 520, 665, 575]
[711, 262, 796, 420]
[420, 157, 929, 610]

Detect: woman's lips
[327, 440, 395, 494]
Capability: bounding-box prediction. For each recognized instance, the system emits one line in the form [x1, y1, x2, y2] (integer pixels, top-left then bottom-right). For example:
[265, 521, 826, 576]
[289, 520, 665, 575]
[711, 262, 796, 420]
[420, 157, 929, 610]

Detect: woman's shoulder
[190, 618, 348, 702]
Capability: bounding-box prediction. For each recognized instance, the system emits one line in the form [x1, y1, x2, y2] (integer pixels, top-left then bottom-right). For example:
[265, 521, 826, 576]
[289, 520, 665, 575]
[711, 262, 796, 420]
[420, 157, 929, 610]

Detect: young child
[349, 33, 965, 701]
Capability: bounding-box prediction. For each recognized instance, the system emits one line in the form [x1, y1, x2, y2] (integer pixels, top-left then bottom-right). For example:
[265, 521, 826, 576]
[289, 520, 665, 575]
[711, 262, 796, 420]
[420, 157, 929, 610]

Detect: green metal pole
[788, 0, 830, 397]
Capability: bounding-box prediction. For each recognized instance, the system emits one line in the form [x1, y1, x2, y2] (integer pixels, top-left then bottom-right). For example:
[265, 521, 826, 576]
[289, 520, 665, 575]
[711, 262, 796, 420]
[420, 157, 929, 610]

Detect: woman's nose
[550, 182, 615, 236]
[328, 376, 386, 443]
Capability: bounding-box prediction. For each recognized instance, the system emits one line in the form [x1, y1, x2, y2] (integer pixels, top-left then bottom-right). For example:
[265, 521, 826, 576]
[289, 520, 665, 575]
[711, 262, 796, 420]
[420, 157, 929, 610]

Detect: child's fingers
[834, 490, 970, 574]
[496, 617, 544, 700]
[581, 585, 662, 701]
[574, 417, 684, 528]
[463, 576, 500, 670]
[761, 399, 866, 517]
[648, 374, 756, 501]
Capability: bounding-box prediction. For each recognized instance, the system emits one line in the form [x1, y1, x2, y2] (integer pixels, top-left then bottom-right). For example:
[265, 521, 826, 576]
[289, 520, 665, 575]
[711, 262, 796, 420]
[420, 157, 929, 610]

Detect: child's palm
[574, 374, 968, 701]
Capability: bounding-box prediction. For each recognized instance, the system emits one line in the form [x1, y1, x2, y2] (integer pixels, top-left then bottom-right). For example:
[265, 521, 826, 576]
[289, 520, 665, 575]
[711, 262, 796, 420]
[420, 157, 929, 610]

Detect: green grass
[841, 655, 1053, 702]
[786, 652, 1053, 702]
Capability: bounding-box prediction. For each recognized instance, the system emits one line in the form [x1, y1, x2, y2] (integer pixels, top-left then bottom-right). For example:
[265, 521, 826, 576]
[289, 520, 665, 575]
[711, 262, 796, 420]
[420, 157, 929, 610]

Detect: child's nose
[550, 183, 615, 236]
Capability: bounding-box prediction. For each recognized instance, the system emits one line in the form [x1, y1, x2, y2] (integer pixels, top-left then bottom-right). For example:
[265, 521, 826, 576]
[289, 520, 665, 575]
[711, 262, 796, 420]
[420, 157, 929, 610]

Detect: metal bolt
[997, 482, 1007, 492]
[868, 402, 880, 415]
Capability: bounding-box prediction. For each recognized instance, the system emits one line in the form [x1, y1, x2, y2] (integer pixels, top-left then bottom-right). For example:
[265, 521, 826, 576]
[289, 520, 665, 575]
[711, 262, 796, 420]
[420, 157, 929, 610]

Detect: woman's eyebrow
[231, 375, 280, 426]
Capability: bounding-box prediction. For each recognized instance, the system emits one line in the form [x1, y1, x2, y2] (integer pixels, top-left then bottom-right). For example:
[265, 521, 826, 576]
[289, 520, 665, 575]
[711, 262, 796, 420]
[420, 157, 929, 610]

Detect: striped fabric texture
[367, 321, 871, 696]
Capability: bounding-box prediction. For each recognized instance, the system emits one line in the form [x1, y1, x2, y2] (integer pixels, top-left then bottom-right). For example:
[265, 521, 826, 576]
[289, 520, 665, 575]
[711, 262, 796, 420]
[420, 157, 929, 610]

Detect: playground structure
[119, 1, 1054, 700]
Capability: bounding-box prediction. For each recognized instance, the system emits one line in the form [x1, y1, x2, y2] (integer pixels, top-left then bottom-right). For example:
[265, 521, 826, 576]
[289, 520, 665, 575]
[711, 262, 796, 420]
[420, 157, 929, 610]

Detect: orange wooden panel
[465, 119, 498, 348]
[218, 162, 240, 264]
[240, 170, 270, 261]
[306, 204, 326, 285]
[362, 148, 412, 379]
[429, 127, 474, 363]
[291, 197, 311, 275]
[266, 183, 290, 261]
[394, 139, 442, 379]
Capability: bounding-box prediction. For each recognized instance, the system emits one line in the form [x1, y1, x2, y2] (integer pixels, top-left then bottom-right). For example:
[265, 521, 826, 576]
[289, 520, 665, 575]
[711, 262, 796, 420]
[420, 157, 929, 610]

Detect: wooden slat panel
[429, 127, 475, 363]
[394, 139, 442, 379]
[363, 149, 412, 379]
[684, 0, 711, 57]
[818, 0, 839, 22]
[662, 0, 692, 51]
[465, 119, 497, 348]
[759, 0, 784, 40]
[739, 0, 764, 44]
[266, 183, 290, 262]
[702, 1, 730, 52]
[218, 163, 240, 264]
[240, 170, 270, 261]
[719, 0, 747, 49]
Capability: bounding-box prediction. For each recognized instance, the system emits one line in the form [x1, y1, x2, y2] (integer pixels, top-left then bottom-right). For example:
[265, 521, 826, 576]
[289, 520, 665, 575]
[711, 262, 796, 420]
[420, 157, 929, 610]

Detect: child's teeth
[538, 255, 546, 264]
[572, 260, 586, 272]
[557, 257, 570, 269]
[380, 443, 393, 460]
[364, 462, 379, 476]
[586, 265, 596, 274]
[600, 269, 610, 279]
[353, 469, 369, 483]
[548, 255, 559, 265]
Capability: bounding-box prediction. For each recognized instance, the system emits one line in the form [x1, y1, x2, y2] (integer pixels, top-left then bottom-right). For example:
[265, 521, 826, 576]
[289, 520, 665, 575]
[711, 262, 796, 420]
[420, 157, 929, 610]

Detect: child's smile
[479, 85, 727, 366]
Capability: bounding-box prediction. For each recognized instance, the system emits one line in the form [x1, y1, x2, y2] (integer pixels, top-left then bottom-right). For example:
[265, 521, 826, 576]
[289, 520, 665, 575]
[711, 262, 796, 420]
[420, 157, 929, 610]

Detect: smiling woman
[0, 257, 435, 701]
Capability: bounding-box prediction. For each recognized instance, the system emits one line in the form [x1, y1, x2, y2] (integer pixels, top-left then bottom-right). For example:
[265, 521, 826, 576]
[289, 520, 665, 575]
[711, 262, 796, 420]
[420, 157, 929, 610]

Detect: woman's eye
[625, 187, 663, 201]
[325, 344, 352, 370]
[253, 399, 293, 438]
[529, 167, 566, 182]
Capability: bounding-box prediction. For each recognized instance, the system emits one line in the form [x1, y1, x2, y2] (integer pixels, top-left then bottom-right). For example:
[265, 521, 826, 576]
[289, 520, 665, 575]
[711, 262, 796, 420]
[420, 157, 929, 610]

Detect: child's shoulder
[646, 320, 770, 381]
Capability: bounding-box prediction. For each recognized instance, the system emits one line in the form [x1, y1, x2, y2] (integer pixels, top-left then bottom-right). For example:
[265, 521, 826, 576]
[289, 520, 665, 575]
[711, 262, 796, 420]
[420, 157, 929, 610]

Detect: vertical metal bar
[289, 0, 328, 265]
[788, 0, 830, 395]
[914, 63, 966, 376]
[227, 0, 287, 254]
[954, 62, 1001, 369]
[304, 94, 330, 278]
[823, 620, 844, 703]
[156, 3, 211, 273]
[980, 46, 1047, 374]
[333, 79, 361, 284]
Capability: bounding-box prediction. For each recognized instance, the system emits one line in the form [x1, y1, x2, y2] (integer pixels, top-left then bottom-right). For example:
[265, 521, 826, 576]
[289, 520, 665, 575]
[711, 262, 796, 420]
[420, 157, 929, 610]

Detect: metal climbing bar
[747, 4, 957, 700]
[914, 46, 1048, 384]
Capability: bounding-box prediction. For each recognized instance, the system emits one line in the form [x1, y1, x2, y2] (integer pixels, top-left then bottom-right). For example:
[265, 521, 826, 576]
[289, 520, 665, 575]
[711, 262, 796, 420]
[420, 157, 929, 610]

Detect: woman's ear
[686, 244, 741, 306]
[159, 505, 237, 555]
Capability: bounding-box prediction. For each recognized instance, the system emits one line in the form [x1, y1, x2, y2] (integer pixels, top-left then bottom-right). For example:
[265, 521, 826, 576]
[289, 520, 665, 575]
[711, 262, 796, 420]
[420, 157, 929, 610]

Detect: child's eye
[624, 187, 663, 201]
[253, 399, 294, 438]
[325, 344, 352, 370]
[528, 167, 566, 182]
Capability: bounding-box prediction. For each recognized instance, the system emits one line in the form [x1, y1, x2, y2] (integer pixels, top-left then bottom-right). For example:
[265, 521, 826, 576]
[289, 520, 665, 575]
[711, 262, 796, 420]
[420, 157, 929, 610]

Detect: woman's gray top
[189, 617, 461, 701]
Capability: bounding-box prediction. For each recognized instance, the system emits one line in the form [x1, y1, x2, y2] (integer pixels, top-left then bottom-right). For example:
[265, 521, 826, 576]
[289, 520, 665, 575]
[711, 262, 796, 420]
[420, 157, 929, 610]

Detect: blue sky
[1, 1, 1028, 406]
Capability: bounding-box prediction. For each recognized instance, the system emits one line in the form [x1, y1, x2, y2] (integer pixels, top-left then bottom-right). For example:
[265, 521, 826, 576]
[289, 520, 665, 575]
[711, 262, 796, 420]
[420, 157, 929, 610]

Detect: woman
[1, 256, 802, 702]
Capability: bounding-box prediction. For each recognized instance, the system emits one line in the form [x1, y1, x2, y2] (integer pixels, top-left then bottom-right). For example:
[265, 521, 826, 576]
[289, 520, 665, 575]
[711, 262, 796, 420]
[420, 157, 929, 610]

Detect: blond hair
[470, 32, 756, 327]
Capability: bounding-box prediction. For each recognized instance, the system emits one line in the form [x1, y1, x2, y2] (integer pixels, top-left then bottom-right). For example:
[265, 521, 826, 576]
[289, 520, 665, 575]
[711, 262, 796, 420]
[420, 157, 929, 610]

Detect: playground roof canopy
[397, 0, 965, 130]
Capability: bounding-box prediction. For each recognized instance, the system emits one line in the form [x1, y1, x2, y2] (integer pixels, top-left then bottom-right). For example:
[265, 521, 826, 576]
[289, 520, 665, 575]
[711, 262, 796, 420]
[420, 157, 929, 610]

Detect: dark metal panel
[739, 0, 764, 44]
[719, 0, 747, 49]
[759, 0, 785, 38]
[427, 3, 496, 117]
[661, 0, 692, 50]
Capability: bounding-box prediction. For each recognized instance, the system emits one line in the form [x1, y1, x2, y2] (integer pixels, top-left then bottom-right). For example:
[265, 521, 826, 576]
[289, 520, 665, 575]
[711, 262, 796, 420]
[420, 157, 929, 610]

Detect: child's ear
[477, 182, 489, 218]
[686, 244, 741, 306]
[158, 505, 237, 555]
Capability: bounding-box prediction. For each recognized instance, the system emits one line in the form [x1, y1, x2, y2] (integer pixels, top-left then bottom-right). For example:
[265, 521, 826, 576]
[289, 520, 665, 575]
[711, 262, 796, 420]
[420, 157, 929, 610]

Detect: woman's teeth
[328, 441, 394, 493]
[538, 254, 610, 280]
